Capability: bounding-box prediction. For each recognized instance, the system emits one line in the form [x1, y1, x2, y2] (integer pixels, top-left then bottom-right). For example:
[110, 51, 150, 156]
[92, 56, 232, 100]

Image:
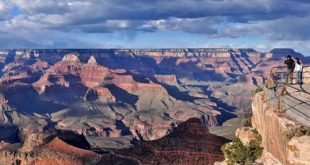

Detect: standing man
[284, 55, 295, 85]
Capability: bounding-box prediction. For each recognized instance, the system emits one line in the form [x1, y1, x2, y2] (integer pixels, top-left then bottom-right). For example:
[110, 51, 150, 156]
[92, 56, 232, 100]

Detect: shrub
[242, 118, 252, 127]
[248, 140, 263, 163]
[252, 87, 263, 94]
[221, 139, 248, 165]
[221, 130, 263, 165]
[251, 129, 262, 142]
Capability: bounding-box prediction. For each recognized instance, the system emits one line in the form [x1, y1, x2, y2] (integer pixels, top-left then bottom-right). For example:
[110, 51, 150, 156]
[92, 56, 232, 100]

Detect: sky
[0, 0, 309, 55]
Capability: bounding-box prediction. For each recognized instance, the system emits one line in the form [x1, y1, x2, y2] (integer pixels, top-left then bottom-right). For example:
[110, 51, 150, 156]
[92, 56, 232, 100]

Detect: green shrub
[242, 118, 252, 127]
[221, 139, 248, 165]
[251, 129, 262, 142]
[248, 140, 264, 163]
[221, 130, 263, 165]
[252, 87, 263, 94]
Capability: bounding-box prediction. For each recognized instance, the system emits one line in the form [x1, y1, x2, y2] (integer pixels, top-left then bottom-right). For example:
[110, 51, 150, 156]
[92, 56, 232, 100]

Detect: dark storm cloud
[7, 0, 307, 37]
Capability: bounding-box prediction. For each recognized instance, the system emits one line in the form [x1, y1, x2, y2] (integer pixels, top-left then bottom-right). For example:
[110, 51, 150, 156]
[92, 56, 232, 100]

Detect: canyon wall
[0, 48, 308, 158]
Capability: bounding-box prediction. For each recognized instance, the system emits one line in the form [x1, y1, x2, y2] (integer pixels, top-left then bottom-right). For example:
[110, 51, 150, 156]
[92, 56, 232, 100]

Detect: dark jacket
[284, 58, 295, 70]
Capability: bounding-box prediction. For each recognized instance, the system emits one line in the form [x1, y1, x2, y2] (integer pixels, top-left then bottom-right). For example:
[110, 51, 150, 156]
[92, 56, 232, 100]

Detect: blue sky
[0, 0, 309, 55]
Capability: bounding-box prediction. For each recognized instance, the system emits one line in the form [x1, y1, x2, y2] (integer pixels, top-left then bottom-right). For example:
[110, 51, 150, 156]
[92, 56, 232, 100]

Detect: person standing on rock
[294, 57, 303, 85]
[284, 55, 295, 85]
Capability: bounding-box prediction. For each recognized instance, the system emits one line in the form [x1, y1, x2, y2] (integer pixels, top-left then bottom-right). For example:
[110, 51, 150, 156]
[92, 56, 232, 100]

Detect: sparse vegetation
[251, 87, 263, 94]
[251, 129, 262, 142]
[285, 126, 310, 139]
[242, 118, 252, 127]
[221, 129, 263, 165]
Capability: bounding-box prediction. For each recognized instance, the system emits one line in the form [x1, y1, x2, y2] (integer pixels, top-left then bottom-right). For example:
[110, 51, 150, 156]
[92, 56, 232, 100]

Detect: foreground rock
[114, 118, 229, 164]
[0, 132, 99, 165]
[0, 118, 228, 165]
[251, 91, 310, 165]
[287, 136, 310, 164]
[235, 127, 257, 145]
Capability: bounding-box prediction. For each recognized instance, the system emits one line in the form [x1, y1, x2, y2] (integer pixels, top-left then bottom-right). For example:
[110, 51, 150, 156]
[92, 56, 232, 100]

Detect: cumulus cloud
[141, 17, 220, 34]
[0, 1, 12, 21]
[4, 0, 310, 32]
[213, 15, 310, 41]
[0, 0, 309, 51]
[262, 16, 310, 40]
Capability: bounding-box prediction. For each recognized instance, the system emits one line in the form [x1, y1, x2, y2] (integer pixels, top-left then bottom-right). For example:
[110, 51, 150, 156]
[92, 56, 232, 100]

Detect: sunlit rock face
[252, 91, 310, 165]
[0, 130, 98, 165]
[0, 48, 308, 157]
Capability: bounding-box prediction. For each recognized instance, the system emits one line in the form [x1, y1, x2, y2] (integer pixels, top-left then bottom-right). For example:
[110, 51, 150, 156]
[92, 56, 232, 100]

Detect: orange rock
[46, 137, 97, 157]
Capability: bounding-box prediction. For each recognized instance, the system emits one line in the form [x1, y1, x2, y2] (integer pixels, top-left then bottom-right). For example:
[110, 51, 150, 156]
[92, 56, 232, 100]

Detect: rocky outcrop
[154, 74, 178, 85]
[62, 53, 80, 62]
[287, 136, 310, 164]
[19, 131, 47, 152]
[87, 55, 97, 65]
[84, 87, 116, 102]
[0, 93, 9, 110]
[0, 118, 228, 165]
[0, 128, 100, 164]
[235, 127, 257, 145]
[252, 91, 310, 165]
[114, 118, 229, 164]
[0, 137, 99, 165]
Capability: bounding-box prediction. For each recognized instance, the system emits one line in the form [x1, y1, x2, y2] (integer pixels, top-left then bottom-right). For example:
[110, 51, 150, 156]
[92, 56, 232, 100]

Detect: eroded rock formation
[0, 118, 228, 165]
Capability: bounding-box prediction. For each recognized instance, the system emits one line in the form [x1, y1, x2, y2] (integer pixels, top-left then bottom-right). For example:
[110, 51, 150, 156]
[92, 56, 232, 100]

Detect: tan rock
[256, 150, 282, 165]
[154, 74, 178, 85]
[62, 53, 80, 62]
[214, 161, 227, 165]
[288, 136, 310, 165]
[87, 55, 97, 65]
[235, 127, 256, 145]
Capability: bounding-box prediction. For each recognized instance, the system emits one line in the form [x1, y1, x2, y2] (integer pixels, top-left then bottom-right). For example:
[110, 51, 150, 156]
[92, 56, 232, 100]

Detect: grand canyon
[0, 48, 308, 164]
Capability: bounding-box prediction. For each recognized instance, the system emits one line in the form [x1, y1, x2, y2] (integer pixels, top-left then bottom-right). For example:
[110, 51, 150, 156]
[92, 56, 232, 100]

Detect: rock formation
[62, 53, 80, 62]
[0, 118, 228, 165]
[112, 118, 226, 163]
[87, 55, 97, 65]
[235, 127, 257, 145]
[116, 118, 229, 165]
[250, 90, 310, 165]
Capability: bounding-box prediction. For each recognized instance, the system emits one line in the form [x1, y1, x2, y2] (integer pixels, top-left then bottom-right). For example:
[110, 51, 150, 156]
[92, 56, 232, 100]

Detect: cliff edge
[251, 90, 310, 165]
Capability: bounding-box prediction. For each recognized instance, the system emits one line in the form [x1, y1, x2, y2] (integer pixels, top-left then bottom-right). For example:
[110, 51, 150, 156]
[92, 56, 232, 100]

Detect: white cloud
[0, 1, 12, 20]
[0, 0, 309, 53]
